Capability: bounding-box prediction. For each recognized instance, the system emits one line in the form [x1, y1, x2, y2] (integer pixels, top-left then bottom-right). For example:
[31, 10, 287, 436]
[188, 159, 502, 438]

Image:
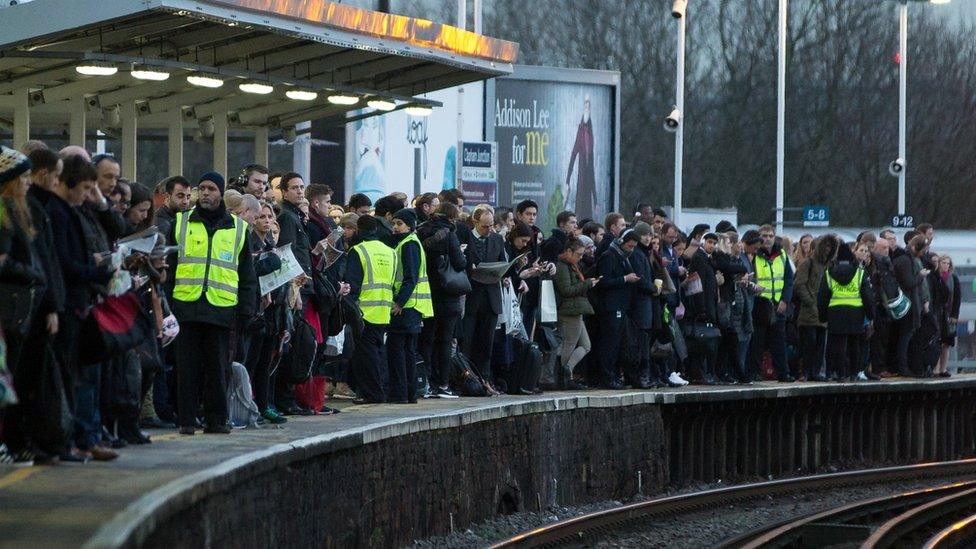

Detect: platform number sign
[803, 206, 830, 227]
[891, 214, 916, 229]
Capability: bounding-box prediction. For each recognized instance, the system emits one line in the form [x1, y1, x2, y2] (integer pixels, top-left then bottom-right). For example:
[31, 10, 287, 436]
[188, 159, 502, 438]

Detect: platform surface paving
[1, 376, 973, 548]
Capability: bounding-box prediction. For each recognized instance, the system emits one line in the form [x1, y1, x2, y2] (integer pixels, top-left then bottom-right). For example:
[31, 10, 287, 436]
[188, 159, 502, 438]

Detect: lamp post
[670, 0, 687, 227]
[775, 0, 787, 234]
[895, 0, 951, 216]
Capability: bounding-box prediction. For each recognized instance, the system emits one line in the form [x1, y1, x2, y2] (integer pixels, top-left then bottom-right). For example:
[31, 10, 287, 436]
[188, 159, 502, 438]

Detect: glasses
[761, 234, 775, 239]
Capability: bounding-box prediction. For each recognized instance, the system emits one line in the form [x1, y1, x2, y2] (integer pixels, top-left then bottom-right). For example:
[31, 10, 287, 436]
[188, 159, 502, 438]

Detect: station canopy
[0, 0, 518, 132]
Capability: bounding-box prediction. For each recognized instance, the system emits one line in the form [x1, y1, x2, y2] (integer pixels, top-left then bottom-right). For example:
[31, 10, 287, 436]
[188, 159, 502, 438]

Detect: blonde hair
[715, 233, 733, 255]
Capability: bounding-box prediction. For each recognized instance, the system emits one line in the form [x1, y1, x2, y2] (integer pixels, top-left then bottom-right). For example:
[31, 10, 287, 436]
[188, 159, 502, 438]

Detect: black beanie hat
[393, 208, 418, 231]
[198, 171, 225, 194]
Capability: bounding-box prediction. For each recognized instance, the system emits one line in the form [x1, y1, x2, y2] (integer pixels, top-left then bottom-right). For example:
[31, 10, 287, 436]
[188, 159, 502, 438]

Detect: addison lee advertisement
[488, 68, 618, 229]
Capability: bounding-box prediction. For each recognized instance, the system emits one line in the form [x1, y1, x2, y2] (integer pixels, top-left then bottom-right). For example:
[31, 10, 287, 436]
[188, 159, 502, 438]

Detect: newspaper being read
[469, 252, 528, 285]
[259, 244, 304, 295]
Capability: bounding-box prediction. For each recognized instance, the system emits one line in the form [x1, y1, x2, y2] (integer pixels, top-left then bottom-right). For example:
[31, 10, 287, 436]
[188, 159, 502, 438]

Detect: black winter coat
[416, 216, 468, 315]
[27, 188, 65, 316]
[685, 249, 719, 323]
[591, 241, 634, 315]
[276, 200, 312, 278]
[891, 247, 924, 328]
[46, 194, 113, 313]
[628, 245, 658, 330]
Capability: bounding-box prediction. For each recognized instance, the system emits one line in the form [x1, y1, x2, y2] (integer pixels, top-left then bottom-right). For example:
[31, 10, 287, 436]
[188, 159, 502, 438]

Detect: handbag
[0, 283, 39, 337]
[436, 255, 471, 296]
[539, 279, 558, 323]
[885, 288, 912, 320]
[683, 321, 721, 341]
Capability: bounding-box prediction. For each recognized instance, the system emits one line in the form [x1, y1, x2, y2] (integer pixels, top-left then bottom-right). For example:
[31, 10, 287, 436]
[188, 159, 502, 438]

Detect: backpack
[509, 335, 543, 392]
[227, 362, 260, 427]
[278, 311, 318, 385]
[450, 348, 494, 396]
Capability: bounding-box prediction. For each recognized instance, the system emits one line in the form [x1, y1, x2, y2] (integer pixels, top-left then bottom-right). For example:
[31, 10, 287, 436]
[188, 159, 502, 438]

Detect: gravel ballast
[412, 476, 965, 548]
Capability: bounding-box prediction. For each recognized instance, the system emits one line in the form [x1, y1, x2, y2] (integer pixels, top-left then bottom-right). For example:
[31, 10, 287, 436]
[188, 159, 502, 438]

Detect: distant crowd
[0, 139, 957, 467]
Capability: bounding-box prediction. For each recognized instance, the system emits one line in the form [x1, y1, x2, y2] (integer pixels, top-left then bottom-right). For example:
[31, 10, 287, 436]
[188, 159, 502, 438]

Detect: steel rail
[864, 486, 976, 548]
[720, 481, 976, 548]
[488, 459, 976, 549]
[922, 512, 976, 549]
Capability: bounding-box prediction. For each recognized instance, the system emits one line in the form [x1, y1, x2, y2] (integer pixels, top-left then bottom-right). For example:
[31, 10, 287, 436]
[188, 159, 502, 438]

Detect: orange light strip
[204, 0, 519, 64]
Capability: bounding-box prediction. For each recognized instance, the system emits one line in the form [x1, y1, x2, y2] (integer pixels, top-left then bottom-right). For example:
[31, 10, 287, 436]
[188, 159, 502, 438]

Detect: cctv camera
[672, 0, 688, 19]
[664, 108, 682, 132]
[888, 158, 905, 177]
[199, 118, 214, 137]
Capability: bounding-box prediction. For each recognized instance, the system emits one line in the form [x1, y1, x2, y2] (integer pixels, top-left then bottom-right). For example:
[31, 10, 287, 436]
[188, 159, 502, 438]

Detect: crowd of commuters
[0, 140, 961, 467]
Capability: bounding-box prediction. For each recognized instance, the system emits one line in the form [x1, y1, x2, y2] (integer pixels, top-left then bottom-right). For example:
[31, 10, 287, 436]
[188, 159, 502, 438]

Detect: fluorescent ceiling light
[404, 105, 433, 117]
[76, 63, 118, 76]
[285, 89, 318, 101]
[930, 0, 951, 4]
[327, 94, 359, 106]
[367, 99, 396, 111]
[239, 81, 274, 95]
[131, 68, 170, 81]
[187, 74, 224, 88]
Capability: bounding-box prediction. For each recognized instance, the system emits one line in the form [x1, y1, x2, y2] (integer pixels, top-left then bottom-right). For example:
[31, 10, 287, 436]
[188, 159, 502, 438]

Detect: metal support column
[898, 0, 908, 215]
[775, 0, 788, 234]
[673, 12, 686, 227]
[12, 88, 30, 148]
[254, 126, 269, 167]
[292, 121, 311, 181]
[212, 112, 228, 177]
[69, 96, 86, 148]
[167, 108, 183, 176]
[120, 101, 137, 180]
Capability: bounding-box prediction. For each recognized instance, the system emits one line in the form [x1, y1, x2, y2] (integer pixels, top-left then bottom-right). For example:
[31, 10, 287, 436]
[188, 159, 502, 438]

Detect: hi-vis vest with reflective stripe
[352, 239, 397, 325]
[755, 253, 787, 302]
[173, 209, 247, 307]
[827, 268, 865, 308]
[394, 233, 434, 318]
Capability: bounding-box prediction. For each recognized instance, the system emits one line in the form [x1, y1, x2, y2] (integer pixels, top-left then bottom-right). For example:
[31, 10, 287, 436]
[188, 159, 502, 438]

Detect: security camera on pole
[668, 0, 687, 227]
[889, 0, 951, 218]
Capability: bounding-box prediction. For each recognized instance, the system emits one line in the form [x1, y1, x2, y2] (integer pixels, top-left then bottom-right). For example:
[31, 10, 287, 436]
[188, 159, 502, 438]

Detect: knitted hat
[632, 221, 653, 238]
[577, 234, 595, 249]
[715, 220, 736, 234]
[393, 208, 418, 230]
[198, 171, 225, 194]
[0, 146, 31, 185]
[742, 230, 763, 245]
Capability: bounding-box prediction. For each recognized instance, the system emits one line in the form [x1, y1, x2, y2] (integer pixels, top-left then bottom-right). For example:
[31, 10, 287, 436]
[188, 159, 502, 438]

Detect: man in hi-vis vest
[386, 208, 433, 403]
[346, 214, 397, 404]
[749, 224, 795, 383]
[168, 172, 257, 435]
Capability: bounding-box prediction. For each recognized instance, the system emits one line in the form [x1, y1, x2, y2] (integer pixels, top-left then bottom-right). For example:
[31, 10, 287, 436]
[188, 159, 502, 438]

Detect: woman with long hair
[793, 234, 814, 266]
[0, 146, 46, 464]
[935, 254, 960, 377]
[416, 202, 468, 398]
[123, 182, 154, 233]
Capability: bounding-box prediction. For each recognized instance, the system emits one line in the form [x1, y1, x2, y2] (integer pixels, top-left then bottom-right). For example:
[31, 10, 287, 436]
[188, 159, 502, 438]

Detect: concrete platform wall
[117, 384, 976, 548]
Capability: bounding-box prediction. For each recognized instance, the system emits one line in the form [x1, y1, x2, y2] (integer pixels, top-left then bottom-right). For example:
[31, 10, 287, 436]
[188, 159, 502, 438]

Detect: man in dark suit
[462, 207, 506, 384]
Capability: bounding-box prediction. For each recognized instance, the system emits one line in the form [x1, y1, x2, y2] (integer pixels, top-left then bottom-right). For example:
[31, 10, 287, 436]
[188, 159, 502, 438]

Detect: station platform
[2, 376, 975, 548]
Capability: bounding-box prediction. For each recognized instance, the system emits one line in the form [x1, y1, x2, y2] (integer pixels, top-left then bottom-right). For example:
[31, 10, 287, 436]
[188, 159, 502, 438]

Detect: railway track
[488, 459, 976, 549]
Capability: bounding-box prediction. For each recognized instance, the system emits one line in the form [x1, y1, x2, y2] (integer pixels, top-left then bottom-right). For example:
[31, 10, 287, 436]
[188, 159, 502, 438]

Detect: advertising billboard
[487, 66, 620, 229]
[344, 83, 484, 203]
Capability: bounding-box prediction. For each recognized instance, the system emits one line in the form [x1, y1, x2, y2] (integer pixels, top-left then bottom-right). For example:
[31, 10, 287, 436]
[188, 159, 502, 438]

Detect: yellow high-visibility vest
[827, 268, 865, 308]
[755, 253, 787, 302]
[352, 239, 396, 325]
[394, 233, 434, 318]
[173, 209, 247, 307]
